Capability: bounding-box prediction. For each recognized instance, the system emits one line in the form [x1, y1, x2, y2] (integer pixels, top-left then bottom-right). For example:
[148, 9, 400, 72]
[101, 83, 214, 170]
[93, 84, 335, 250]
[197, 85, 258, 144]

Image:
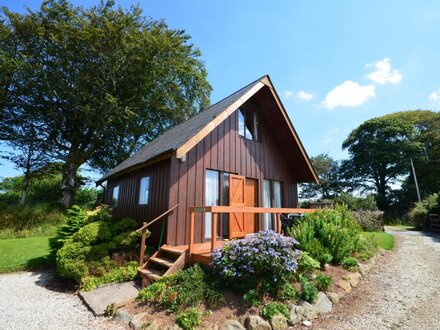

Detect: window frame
[138, 176, 150, 206]
[238, 107, 260, 142]
[112, 185, 120, 207]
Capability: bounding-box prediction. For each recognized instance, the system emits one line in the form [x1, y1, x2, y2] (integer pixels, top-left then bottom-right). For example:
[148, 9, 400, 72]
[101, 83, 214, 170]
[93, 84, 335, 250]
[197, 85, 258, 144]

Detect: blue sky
[1, 0, 440, 179]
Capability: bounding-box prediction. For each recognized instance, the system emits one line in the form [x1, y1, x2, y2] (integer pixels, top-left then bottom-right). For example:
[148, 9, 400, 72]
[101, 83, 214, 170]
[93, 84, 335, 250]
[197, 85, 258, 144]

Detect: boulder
[287, 304, 304, 325]
[314, 292, 332, 314]
[359, 263, 372, 277]
[298, 301, 319, 320]
[244, 315, 271, 330]
[302, 320, 312, 327]
[222, 319, 245, 330]
[114, 308, 132, 326]
[326, 292, 340, 304]
[145, 320, 160, 330]
[129, 312, 150, 330]
[269, 315, 288, 330]
[337, 279, 352, 293]
[347, 273, 362, 288]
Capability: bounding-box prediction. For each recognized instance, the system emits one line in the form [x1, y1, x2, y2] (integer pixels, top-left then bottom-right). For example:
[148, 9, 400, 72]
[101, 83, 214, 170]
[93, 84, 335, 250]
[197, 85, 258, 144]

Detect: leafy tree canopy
[0, 0, 211, 207]
[342, 110, 440, 210]
[300, 153, 345, 199]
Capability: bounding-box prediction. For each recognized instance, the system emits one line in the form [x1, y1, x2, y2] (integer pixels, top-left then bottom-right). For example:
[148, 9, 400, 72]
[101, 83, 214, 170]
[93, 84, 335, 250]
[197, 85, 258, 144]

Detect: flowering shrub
[352, 210, 384, 232]
[212, 230, 300, 291]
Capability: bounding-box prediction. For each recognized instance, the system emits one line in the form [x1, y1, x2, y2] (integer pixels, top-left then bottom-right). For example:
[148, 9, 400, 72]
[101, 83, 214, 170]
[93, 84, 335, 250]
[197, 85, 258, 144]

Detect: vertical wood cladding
[166, 90, 299, 246]
[106, 160, 171, 247]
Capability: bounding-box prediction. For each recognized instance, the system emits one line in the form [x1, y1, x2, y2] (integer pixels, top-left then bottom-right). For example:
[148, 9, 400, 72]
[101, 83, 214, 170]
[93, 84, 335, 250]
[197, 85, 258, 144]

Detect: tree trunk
[59, 159, 80, 208]
[20, 176, 29, 205]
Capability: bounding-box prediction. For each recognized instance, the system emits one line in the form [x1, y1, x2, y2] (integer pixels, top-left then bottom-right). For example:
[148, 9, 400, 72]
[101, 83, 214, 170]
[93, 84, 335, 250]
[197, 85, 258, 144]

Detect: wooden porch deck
[162, 241, 228, 266]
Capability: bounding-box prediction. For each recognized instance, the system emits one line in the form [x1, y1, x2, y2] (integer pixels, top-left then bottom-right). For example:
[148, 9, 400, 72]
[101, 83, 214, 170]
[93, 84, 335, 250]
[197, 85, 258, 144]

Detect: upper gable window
[238, 108, 260, 141]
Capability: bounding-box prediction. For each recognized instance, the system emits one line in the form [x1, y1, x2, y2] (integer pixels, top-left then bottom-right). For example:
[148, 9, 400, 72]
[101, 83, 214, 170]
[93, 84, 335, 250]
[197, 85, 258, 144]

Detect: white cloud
[321, 80, 376, 110]
[365, 58, 403, 85]
[322, 138, 332, 144]
[296, 90, 313, 101]
[429, 90, 440, 102]
[282, 90, 294, 99]
[329, 128, 340, 134]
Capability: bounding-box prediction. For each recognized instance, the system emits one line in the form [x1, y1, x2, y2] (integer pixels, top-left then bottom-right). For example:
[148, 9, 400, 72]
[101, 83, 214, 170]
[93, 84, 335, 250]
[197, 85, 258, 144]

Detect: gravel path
[0, 270, 125, 330]
[316, 229, 440, 330]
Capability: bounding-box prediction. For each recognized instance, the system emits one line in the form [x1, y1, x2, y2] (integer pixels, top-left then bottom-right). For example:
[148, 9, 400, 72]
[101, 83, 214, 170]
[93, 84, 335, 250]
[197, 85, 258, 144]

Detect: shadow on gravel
[31, 268, 77, 293]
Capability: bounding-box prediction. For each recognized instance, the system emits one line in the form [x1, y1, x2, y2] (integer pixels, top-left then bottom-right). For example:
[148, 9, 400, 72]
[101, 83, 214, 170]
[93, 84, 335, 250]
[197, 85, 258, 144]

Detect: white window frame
[138, 176, 150, 205]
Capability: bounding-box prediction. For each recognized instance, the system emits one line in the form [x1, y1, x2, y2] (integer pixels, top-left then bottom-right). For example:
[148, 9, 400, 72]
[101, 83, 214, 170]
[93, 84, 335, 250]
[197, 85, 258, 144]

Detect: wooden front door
[244, 178, 258, 234]
[229, 174, 245, 239]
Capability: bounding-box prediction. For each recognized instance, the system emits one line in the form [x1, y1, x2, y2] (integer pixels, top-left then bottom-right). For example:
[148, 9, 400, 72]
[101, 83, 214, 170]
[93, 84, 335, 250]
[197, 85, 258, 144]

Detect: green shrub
[336, 193, 378, 211]
[342, 257, 359, 271]
[300, 278, 318, 303]
[278, 282, 298, 302]
[175, 308, 202, 330]
[354, 236, 378, 260]
[243, 289, 261, 307]
[260, 302, 289, 320]
[409, 193, 439, 229]
[55, 205, 143, 286]
[288, 206, 361, 265]
[297, 252, 320, 274]
[81, 262, 138, 291]
[314, 274, 333, 292]
[137, 264, 223, 313]
[352, 210, 384, 232]
[71, 221, 112, 245]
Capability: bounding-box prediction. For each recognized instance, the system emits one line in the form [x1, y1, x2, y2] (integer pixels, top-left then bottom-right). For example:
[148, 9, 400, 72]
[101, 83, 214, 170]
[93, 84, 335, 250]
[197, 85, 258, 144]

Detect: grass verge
[361, 231, 395, 250]
[0, 236, 53, 273]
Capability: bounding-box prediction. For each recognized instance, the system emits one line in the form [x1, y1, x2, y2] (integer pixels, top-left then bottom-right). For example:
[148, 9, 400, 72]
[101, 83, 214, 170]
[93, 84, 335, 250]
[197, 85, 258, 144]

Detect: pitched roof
[96, 76, 266, 184]
[97, 75, 318, 184]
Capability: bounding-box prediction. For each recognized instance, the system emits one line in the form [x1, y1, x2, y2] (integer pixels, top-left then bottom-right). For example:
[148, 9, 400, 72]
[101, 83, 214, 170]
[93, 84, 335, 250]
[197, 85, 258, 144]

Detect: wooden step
[149, 256, 174, 268]
[160, 245, 186, 256]
[138, 267, 164, 281]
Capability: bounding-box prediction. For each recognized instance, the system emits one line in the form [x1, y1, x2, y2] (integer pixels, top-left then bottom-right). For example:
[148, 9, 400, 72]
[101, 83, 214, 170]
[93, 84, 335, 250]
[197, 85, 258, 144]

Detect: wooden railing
[188, 206, 316, 256]
[136, 204, 179, 266]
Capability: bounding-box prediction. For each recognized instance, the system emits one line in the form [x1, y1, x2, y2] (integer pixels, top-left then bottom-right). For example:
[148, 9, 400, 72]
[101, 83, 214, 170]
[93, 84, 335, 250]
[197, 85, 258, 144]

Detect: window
[139, 176, 150, 205]
[204, 170, 230, 239]
[262, 180, 283, 230]
[238, 108, 259, 141]
[112, 185, 120, 206]
[205, 170, 220, 238]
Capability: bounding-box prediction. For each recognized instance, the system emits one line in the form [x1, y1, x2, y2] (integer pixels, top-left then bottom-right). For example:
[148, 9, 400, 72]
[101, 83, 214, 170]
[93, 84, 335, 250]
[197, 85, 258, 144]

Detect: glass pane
[252, 112, 259, 141]
[205, 170, 220, 238]
[244, 111, 253, 140]
[222, 173, 230, 236]
[238, 108, 245, 137]
[112, 185, 119, 206]
[139, 177, 150, 205]
[273, 181, 282, 208]
[263, 180, 272, 230]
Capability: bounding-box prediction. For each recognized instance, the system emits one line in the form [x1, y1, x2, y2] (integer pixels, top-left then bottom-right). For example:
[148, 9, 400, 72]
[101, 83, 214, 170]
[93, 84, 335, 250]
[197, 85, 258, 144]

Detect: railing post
[211, 213, 217, 252]
[139, 222, 147, 266]
[189, 209, 195, 255]
[276, 213, 281, 234]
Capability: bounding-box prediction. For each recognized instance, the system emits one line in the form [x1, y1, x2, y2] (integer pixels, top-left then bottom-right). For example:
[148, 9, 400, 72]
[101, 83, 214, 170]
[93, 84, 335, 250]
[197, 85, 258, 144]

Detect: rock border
[113, 256, 378, 329]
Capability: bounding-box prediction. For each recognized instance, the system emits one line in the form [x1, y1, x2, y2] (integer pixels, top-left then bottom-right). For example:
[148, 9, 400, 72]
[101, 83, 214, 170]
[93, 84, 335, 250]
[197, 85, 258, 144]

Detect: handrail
[188, 206, 316, 256]
[138, 204, 179, 266]
[136, 204, 180, 232]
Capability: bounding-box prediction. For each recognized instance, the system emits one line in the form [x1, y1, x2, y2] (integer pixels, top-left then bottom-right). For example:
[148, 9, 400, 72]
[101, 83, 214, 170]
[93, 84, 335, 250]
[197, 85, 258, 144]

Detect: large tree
[342, 110, 439, 210]
[300, 153, 345, 199]
[0, 0, 211, 207]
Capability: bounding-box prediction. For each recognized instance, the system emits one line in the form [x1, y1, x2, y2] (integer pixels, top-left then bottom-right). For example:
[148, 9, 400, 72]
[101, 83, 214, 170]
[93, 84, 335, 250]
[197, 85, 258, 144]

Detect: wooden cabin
[96, 75, 318, 280]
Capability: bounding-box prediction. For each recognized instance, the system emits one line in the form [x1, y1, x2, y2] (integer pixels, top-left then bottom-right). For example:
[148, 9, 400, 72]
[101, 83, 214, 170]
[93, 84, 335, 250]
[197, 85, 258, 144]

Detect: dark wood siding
[166, 90, 299, 246]
[106, 160, 171, 247]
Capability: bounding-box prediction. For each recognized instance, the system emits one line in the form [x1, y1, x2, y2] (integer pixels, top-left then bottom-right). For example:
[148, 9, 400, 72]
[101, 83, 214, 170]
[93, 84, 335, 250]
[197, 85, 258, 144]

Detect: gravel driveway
[316, 229, 440, 329]
[0, 270, 124, 330]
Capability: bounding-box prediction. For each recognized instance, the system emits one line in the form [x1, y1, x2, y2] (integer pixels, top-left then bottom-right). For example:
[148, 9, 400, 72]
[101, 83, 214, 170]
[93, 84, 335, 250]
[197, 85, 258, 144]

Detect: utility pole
[410, 158, 421, 202]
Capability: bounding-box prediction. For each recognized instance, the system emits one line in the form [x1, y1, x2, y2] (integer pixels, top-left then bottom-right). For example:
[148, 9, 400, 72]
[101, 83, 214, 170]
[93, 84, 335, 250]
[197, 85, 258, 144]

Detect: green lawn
[0, 236, 54, 273]
[361, 231, 395, 250]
